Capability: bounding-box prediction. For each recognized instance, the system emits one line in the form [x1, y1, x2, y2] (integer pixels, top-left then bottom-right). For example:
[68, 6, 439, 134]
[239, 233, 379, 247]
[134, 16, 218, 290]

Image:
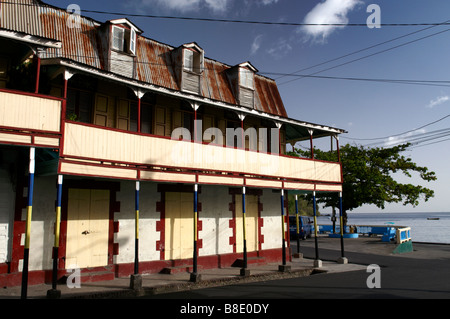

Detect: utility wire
[48, 53, 450, 89]
[365, 129, 450, 148]
[274, 19, 450, 82]
[3, 1, 450, 27]
[343, 114, 450, 141]
[262, 73, 450, 88]
[409, 136, 450, 149]
[277, 27, 450, 86]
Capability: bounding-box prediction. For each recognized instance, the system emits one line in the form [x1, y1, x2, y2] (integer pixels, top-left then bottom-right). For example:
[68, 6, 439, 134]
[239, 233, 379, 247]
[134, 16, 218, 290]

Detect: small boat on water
[427, 217, 440, 220]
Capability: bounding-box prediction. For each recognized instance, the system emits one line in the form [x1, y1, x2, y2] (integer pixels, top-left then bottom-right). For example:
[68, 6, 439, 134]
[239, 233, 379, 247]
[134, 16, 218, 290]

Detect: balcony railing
[61, 122, 342, 189]
[0, 89, 62, 147]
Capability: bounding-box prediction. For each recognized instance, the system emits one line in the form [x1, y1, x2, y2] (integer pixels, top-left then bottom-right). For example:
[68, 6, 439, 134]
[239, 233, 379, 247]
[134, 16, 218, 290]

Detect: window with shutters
[183, 49, 201, 74]
[240, 68, 254, 89]
[112, 26, 136, 55]
[112, 26, 125, 52]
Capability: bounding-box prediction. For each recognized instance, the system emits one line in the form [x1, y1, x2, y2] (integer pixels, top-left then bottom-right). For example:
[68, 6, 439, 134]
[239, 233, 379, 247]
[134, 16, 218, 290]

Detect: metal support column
[281, 189, 286, 266]
[130, 181, 143, 290]
[278, 189, 291, 272]
[190, 184, 201, 282]
[339, 192, 346, 259]
[134, 181, 140, 275]
[312, 191, 322, 267]
[294, 195, 301, 256]
[240, 186, 249, 276]
[21, 147, 35, 299]
[193, 184, 198, 274]
[47, 175, 63, 298]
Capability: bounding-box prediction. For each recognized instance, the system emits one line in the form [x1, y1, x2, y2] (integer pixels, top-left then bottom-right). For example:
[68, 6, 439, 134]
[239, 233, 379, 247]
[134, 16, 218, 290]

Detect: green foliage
[287, 194, 320, 216]
[288, 143, 437, 212]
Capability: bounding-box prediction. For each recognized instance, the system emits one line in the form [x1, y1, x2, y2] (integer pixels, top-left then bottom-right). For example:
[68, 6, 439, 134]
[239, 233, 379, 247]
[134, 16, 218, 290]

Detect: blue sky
[47, 0, 450, 213]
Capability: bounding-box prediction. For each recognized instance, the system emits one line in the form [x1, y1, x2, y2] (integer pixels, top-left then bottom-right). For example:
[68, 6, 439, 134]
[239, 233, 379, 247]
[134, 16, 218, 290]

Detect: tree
[288, 143, 437, 219]
[287, 194, 320, 216]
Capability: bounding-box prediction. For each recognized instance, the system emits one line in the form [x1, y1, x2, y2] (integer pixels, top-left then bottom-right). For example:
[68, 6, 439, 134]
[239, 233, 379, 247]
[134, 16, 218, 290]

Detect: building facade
[0, 0, 345, 289]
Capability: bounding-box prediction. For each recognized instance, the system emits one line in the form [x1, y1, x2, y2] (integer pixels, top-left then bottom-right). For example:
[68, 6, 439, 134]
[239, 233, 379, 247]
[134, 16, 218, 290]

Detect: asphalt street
[147, 239, 450, 300]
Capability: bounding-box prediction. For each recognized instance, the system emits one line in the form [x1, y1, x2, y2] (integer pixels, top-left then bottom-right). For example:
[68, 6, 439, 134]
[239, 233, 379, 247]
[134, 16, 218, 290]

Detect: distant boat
[427, 217, 440, 220]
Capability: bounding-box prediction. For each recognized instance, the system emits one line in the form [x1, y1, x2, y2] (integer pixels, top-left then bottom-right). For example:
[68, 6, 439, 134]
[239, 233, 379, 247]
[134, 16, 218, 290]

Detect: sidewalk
[0, 254, 366, 299]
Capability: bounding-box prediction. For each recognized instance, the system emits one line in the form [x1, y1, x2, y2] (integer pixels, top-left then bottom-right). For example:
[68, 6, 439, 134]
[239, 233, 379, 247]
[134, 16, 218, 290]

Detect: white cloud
[261, 0, 279, 4]
[250, 35, 263, 55]
[426, 95, 449, 108]
[136, 0, 230, 13]
[136, 0, 278, 14]
[267, 38, 293, 59]
[300, 0, 363, 43]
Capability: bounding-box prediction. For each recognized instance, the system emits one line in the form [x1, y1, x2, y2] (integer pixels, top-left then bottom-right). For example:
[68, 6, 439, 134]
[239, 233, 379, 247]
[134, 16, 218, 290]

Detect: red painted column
[35, 55, 41, 94]
[137, 97, 141, 133]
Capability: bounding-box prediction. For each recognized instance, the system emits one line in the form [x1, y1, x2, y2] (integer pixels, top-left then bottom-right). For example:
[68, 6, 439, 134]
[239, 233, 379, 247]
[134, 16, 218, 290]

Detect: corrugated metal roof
[0, 0, 289, 118]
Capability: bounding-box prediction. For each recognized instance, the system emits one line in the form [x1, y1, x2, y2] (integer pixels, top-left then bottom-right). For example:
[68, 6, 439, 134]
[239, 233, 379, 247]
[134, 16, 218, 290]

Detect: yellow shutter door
[235, 194, 258, 253]
[165, 192, 193, 260]
[66, 189, 110, 269]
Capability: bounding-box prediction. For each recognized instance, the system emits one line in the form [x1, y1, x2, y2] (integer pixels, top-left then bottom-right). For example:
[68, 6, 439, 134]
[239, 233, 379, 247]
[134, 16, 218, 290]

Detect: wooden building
[0, 0, 346, 292]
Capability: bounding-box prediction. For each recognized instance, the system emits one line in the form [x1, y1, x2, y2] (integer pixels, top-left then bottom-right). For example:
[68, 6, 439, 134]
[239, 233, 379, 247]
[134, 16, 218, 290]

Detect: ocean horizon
[317, 211, 450, 244]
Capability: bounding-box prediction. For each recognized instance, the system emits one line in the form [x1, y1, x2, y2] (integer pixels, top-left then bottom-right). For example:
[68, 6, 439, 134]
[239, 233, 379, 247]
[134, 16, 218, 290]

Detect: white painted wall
[260, 189, 283, 250]
[198, 185, 233, 256]
[0, 168, 14, 264]
[115, 181, 160, 264]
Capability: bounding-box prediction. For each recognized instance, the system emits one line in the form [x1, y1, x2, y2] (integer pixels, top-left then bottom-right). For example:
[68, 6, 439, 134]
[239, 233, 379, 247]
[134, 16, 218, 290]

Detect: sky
[46, 0, 450, 214]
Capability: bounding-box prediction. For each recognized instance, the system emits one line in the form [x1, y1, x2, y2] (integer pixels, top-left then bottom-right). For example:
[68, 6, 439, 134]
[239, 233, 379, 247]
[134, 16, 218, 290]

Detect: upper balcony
[60, 121, 342, 191]
[0, 88, 62, 148]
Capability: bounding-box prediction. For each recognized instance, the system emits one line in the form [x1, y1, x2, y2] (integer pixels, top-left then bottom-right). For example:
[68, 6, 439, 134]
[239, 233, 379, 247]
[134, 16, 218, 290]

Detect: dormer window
[226, 62, 258, 108]
[172, 42, 204, 95]
[106, 19, 142, 79]
[112, 25, 136, 55]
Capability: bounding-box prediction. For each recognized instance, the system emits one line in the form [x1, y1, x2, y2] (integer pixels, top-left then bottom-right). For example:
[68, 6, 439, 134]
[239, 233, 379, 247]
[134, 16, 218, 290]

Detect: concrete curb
[62, 267, 317, 299]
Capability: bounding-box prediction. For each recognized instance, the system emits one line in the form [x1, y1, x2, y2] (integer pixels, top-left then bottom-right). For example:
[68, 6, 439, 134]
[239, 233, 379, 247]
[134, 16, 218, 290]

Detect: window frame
[112, 26, 125, 52]
[240, 67, 254, 89]
[111, 25, 137, 55]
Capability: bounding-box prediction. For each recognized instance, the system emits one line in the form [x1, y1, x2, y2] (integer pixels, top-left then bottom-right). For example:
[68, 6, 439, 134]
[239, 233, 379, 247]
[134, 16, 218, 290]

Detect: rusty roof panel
[39, 7, 103, 69]
[136, 37, 179, 91]
[254, 76, 288, 118]
[202, 60, 236, 105]
[0, 0, 42, 36]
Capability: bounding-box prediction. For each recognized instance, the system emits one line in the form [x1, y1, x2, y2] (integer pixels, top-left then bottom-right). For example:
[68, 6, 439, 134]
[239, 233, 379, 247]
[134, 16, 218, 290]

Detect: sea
[316, 212, 450, 244]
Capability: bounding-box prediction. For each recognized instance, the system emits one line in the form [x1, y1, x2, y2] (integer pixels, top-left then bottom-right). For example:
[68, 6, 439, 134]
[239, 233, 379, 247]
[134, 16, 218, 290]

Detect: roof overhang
[0, 28, 62, 49]
[107, 18, 143, 34]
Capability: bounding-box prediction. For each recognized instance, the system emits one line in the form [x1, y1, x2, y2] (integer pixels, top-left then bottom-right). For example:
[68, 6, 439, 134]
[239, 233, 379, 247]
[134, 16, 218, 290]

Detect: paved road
[147, 239, 450, 300]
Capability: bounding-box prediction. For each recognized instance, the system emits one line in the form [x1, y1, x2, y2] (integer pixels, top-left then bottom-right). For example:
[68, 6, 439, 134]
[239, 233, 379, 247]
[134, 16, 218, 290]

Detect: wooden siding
[182, 71, 201, 94]
[0, 90, 61, 132]
[110, 50, 135, 78]
[63, 123, 342, 184]
[239, 87, 254, 108]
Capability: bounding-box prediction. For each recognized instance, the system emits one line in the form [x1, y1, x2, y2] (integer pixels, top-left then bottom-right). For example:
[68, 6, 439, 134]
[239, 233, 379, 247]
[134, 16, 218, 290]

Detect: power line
[409, 136, 450, 149]
[343, 114, 450, 142]
[365, 128, 450, 148]
[277, 27, 450, 86]
[3, 1, 450, 28]
[274, 19, 450, 82]
[262, 73, 450, 88]
[53, 52, 450, 89]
